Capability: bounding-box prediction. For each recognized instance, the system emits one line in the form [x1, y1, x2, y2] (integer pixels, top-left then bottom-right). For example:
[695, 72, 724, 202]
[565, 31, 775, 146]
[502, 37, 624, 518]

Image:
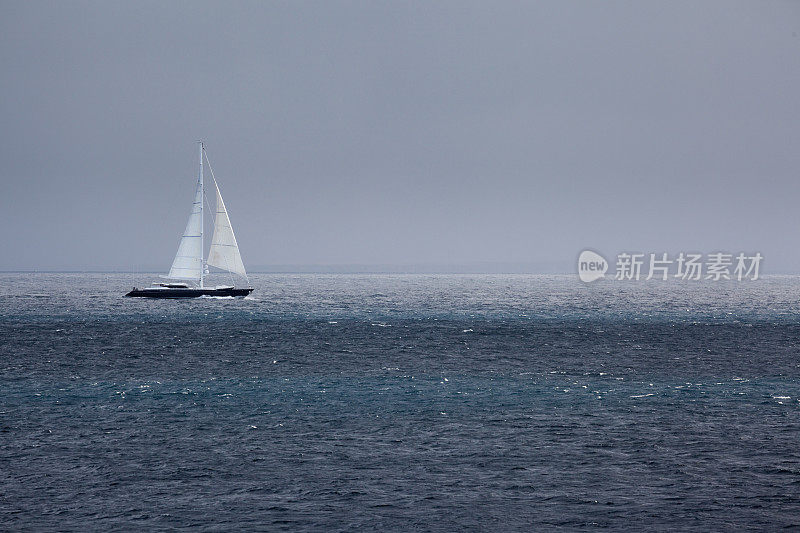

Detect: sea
[1, 273, 799, 531]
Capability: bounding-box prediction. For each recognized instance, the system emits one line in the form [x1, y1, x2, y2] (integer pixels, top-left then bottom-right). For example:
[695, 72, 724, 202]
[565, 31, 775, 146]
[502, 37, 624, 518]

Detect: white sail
[207, 181, 247, 278]
[167, 177, 204, 280]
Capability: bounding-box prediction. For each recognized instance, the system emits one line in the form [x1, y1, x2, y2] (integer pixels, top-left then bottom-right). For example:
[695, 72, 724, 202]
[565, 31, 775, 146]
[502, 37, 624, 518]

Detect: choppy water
[2, 273, 799, 530]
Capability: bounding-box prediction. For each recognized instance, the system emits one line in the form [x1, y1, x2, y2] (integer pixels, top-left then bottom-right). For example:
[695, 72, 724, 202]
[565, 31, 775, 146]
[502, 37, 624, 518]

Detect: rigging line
[203, 147, 238, 287]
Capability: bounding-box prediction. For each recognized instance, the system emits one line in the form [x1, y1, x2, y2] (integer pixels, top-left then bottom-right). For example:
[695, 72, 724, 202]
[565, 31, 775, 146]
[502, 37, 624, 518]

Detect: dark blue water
[2, 273, 799, 530]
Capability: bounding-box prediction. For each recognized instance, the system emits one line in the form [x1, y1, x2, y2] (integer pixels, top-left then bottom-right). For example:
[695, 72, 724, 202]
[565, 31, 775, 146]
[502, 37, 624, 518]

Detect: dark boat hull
[125, 287, 253, 298]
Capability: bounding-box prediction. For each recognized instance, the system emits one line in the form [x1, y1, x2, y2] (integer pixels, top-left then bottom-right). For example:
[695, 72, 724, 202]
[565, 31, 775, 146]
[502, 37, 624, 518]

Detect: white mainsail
[166, 176, 204, 280]
[207, 180, 247, 279]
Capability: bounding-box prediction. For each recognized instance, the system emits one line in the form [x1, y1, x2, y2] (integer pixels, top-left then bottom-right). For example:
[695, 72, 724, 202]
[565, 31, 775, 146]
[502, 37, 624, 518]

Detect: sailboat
[126, 142, 254, 298]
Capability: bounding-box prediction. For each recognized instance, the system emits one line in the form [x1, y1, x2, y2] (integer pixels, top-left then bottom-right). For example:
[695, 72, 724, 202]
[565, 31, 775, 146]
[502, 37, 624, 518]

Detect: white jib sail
[206, 181, 247, 278]
[167, 177, 204, 280]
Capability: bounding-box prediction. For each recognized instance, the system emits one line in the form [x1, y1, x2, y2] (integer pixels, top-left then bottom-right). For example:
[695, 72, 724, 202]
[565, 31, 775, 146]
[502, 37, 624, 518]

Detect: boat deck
[125, 287, 253, 298]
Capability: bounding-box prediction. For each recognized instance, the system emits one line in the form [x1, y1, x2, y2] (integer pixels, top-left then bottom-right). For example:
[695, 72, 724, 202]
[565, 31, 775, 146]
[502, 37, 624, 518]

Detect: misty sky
[2, 1, 799, 272]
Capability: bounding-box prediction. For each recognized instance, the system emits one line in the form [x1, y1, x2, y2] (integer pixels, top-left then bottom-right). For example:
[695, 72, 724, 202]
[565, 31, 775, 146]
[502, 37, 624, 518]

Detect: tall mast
[199, 141, 204, 289]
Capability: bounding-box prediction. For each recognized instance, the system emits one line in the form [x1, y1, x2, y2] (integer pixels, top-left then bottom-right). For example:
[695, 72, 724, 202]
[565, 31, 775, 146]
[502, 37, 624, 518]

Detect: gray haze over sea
[2, 273, 799, 530]
[3, 2, 800, 272]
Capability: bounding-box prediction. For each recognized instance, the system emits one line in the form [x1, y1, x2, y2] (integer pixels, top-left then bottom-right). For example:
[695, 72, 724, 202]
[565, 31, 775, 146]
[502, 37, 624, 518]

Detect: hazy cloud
[2, 1, 798, 271]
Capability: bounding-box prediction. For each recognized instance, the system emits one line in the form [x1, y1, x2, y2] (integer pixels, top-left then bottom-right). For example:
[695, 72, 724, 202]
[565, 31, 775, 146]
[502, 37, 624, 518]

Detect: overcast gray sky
[1, 1, 799, 272]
